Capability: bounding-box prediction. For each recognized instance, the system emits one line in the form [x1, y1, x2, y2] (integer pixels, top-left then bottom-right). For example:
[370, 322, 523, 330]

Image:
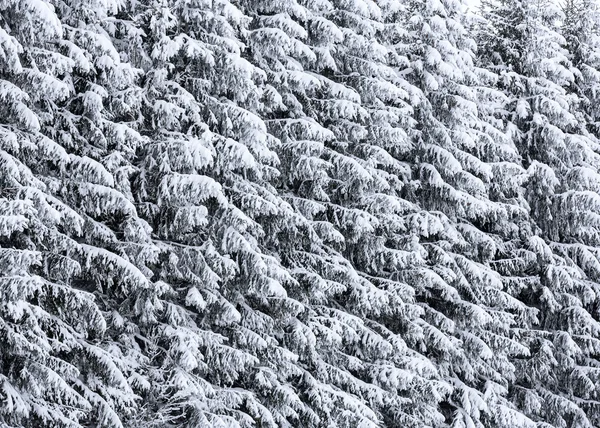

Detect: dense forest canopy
[1, 0, 600, 427]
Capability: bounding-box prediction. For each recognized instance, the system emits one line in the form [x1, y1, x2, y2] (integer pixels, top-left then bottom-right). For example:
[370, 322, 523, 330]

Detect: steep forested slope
[1, 0, 600, 427]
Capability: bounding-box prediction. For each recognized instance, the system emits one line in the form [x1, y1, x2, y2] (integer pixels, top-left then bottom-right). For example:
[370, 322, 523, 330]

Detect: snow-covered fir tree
[391, 1, 542, 426]
[478, 0, 600, 426]
[0, 0, 156, 426]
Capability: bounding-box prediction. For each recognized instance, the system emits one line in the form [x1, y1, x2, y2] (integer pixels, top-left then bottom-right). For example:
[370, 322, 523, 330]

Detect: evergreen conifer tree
[478, 0, 600, 425]
[0, 0, 155, 426]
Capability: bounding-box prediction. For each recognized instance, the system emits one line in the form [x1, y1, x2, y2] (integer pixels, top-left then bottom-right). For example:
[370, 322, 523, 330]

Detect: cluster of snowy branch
[1, 0, 600, 427]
